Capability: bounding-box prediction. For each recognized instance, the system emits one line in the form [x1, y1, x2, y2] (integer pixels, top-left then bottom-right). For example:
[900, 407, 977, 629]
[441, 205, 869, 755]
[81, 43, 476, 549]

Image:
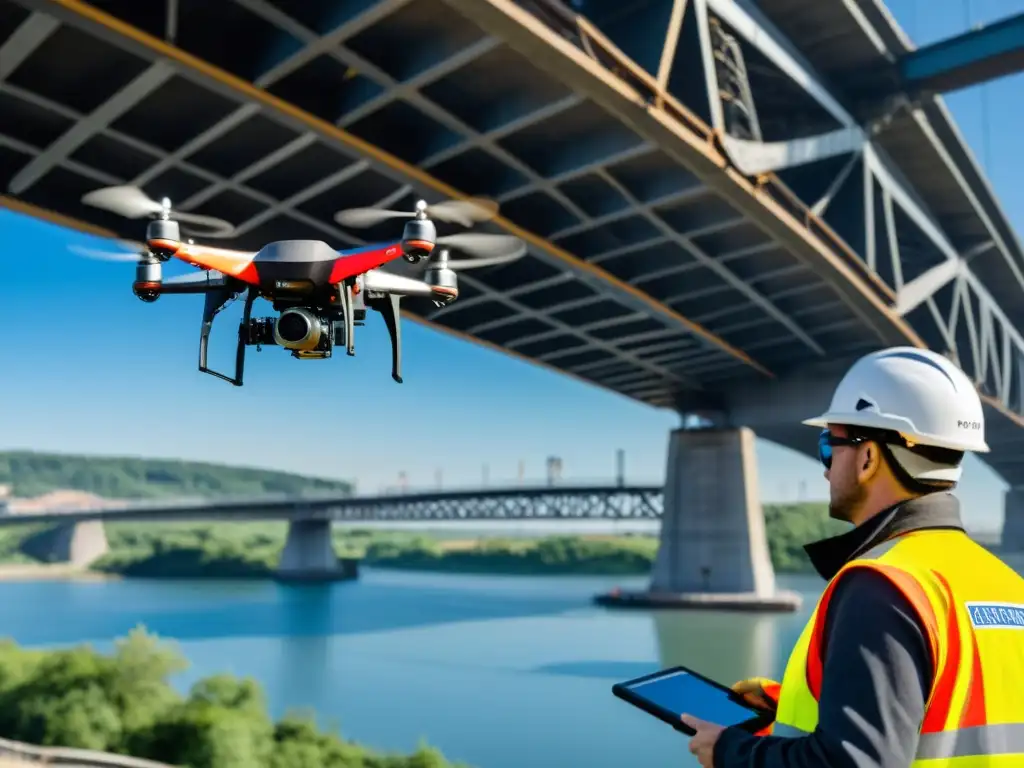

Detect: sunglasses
[817, 429, 868, 470]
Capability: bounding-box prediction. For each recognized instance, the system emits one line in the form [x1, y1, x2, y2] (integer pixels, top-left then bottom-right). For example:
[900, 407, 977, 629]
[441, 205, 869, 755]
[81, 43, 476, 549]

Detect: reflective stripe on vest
[773, 529, 1024, 765]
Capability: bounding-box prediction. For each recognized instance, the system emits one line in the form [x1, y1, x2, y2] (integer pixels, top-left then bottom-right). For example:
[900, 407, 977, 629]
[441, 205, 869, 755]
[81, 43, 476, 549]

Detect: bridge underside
[0, 0, 900, 415]
[3, 0, 1024, 498]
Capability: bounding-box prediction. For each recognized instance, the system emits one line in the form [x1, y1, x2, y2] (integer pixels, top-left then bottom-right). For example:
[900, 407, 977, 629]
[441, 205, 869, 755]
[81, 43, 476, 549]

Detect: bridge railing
[366, 477, 661, 496]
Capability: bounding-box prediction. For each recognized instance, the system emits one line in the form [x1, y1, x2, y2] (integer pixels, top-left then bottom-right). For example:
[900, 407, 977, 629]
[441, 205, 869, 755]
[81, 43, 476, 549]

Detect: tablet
[612, 665, 774, 736]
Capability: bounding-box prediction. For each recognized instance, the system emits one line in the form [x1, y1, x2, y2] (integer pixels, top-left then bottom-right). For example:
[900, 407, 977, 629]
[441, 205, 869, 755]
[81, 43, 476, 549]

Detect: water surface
[0, 569, 827, 768]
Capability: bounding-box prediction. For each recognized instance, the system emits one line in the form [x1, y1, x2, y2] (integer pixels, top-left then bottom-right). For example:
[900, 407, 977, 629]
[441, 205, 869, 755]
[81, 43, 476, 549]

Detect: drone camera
[273, 308, 330, 352]
[273, 308, 326, 352]
[401, 218, 437, 261]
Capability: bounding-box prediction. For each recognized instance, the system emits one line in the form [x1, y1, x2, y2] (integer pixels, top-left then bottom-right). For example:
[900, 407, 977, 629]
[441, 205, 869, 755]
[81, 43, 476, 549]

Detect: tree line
[0, 451, 353, 500]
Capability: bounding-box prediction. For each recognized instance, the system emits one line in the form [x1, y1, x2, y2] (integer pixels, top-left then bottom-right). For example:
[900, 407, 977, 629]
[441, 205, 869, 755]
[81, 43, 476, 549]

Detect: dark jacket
[713, 492, 965, 768]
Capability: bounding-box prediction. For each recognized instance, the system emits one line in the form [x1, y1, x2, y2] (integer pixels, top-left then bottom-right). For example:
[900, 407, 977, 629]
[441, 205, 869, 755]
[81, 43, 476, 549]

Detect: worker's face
[824, 424, 869, 523]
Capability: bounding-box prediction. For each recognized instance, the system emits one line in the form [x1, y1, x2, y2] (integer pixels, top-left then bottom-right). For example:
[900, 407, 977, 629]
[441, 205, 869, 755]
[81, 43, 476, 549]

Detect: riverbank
[0, 563, 115, 582]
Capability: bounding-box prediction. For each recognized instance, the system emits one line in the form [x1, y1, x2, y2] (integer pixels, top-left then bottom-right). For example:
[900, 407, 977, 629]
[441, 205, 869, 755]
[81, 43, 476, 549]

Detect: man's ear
[857, 442, 881, 484]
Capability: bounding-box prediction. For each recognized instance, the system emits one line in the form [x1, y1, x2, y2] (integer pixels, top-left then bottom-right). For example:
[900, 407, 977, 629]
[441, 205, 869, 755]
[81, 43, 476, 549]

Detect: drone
[75, 185, 526, 387]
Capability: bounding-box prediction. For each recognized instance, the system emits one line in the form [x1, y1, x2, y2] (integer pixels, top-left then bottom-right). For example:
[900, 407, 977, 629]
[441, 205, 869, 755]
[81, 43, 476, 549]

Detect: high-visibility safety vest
[772, 529, 1024, 765]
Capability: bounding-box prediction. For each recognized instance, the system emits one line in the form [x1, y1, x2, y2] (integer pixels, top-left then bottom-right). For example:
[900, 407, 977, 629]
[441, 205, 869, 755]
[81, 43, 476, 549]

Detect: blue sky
[0, 0, 1021, 531]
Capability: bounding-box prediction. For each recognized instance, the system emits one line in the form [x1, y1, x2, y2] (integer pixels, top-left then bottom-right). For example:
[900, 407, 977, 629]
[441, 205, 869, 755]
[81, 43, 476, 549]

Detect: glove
[732, 677, 780, 737]
[731, 677, 781, 712]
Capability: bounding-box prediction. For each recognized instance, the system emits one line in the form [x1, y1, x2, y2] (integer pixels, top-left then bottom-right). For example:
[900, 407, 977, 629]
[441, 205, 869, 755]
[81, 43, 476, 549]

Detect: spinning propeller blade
[80, 185, 237, 239]
[67, 240, 145, 263]
[333, 208, 414, 228]
[423, 198, 498, 227]
[334, 197, 499, 229]
[435, 233, 527, 270]
[81, 186, 162, 219]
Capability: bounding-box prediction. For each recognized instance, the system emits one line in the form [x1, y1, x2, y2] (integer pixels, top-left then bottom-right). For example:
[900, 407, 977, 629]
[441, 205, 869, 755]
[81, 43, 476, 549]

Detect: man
[681, 347, 1024, 768]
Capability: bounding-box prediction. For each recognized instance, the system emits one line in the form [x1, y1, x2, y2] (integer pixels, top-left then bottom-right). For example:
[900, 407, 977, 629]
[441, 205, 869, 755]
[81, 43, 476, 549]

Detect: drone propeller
[434, 233, 526, 270]
[66, 239, 146, 263]
[335, 197, 499, 229]
[81, 185, 237, 239]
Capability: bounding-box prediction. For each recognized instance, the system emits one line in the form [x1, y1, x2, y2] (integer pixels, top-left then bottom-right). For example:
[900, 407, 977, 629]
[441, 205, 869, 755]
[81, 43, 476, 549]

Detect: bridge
[2, 0, 1023, 608]
[0, 483, 663, 578]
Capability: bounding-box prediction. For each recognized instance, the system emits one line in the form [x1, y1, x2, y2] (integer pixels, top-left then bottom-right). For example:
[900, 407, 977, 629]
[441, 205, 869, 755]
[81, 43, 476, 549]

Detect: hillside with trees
[0, 451, 353, 500]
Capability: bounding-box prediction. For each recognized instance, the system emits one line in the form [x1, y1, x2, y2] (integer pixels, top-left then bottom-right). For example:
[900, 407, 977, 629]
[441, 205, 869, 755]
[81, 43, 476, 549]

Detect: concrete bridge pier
[22, 520, 109, 567]
[276, 519, 356, 583]
[1000, 487, 1024, 553]
[597, 426, 802, 612]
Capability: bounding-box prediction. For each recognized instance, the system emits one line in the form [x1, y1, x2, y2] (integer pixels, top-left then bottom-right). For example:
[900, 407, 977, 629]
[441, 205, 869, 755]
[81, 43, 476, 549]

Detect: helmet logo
[855, 398, 875, 411]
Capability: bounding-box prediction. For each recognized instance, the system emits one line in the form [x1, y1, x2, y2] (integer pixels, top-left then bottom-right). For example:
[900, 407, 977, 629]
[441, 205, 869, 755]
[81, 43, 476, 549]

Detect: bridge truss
[0, 485, 666, 526]
[513, 0, 1024, 422]
[316, 485, 665, 522]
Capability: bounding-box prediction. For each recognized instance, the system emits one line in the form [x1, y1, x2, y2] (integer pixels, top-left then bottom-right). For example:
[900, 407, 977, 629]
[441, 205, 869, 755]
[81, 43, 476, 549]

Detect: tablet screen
[623, 669, 760, 726]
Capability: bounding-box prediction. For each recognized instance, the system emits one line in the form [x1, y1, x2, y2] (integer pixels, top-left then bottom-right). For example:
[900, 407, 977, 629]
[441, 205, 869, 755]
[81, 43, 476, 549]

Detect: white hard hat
[803, 347, 988, 481]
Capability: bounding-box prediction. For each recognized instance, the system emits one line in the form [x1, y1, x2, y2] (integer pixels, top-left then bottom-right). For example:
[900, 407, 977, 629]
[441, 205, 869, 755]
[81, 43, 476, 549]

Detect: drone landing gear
[198, 286, 256, 386]
[335, 281, 356, 358]
[371, 293, 404, 384]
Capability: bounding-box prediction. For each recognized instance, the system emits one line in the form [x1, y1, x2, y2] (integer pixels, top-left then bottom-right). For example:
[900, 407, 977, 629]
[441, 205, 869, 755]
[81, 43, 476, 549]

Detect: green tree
[0, 628, 459, 768]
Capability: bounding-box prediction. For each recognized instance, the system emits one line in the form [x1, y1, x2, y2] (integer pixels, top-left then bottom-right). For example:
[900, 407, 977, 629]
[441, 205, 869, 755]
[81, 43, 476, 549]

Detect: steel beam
[251, 0, 413, 85]
[594, 168, 824, 354]
[455, 272, 703, 390]
[900, 12, 1024, 96]
[656, 0, 689, 105]
[164, 0, 178, 43]
[8, 61, 175, 194]
[0, 11, 58, 82]
[235, 0, 593, 219]
[720, 129, 863, 177]
[0, 79, 366, 247]
[0, 130, 118, 186]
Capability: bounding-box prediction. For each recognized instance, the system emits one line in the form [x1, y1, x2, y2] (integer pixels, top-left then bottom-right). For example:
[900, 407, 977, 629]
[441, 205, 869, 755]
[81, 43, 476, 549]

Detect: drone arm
[159, 270, 228, 294]
[152, 241, 259, 283]
[362, 269, 435, 298]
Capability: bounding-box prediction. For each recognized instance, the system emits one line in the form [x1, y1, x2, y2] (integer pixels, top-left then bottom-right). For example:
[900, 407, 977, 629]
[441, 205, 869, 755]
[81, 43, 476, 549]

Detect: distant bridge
[0, 484, 664, 578]
[1, 483, 663, 525]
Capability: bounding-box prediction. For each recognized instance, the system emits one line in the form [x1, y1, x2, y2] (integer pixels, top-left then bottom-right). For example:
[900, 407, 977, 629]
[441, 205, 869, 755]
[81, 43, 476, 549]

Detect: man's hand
[680, 714, 725, 768]
[731, 676, 779, 712]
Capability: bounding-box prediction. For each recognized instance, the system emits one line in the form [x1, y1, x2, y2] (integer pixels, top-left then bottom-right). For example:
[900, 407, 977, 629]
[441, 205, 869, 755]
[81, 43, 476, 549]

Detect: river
[0, 569, 827, 768]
